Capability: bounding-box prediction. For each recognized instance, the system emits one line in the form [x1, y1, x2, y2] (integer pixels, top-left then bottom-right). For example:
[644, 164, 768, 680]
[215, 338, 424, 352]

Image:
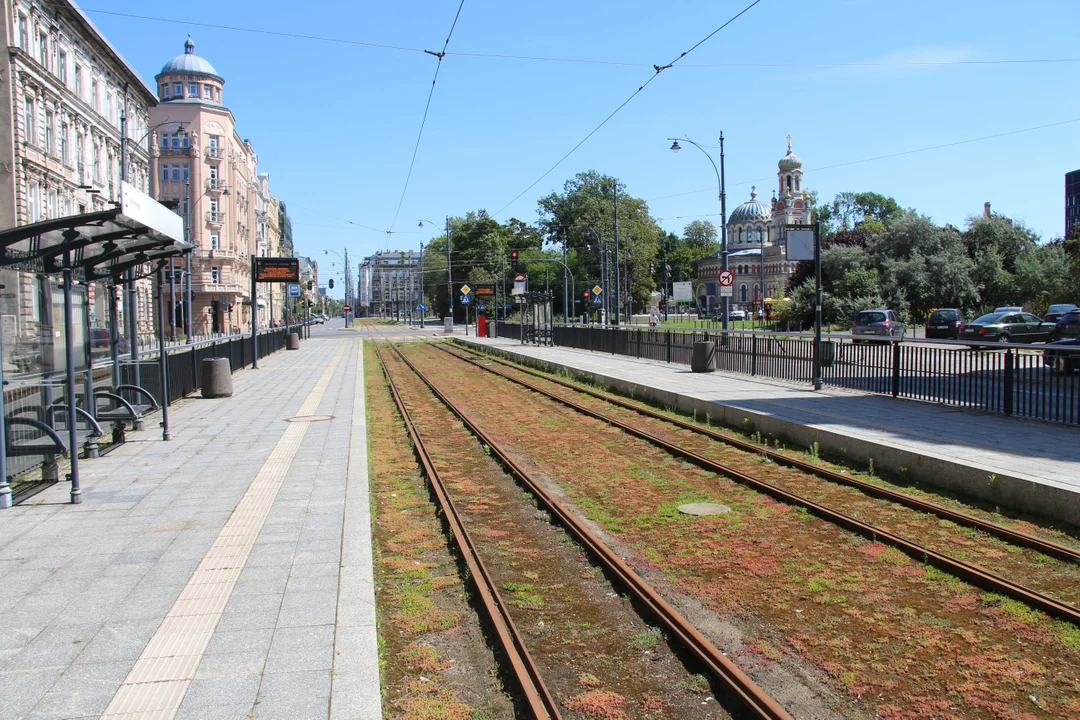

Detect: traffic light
[328, 278, 334, 289]
[583, 290, 590, 300]
[307, 281, 313, 291]
[511, 250, 519, 269]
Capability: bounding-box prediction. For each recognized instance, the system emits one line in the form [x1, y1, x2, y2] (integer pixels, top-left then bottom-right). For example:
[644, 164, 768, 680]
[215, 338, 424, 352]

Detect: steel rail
[390, 344, 794, 720]
[373, 344, 562, 720]
[432, 342, 1080, 626]
[443, 341, 1080, 564]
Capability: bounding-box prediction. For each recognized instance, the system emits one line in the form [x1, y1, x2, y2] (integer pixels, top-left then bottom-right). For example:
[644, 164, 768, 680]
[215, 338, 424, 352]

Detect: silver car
[852, 309, 906, 340]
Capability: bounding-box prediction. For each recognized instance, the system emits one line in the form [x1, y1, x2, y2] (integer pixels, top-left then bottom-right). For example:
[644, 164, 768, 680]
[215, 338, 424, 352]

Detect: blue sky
[86, 0, 1080, 297]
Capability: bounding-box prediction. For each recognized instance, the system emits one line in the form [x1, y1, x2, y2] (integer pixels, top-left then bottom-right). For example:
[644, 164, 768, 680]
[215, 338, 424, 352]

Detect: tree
[962, 214, 1039, 272]
[825, 191, 902, 232]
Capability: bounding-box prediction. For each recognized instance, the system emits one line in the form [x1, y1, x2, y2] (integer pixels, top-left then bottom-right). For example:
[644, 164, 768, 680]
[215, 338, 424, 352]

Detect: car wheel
[998, 334, 1010, 344]
[1053, 356, 1072, 376]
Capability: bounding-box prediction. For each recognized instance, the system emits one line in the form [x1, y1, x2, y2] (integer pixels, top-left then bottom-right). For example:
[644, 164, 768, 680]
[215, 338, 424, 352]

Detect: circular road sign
[718, 270, 734, 286]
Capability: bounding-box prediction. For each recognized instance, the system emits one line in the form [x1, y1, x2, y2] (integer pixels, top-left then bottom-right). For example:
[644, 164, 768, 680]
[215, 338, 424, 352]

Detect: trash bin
[691, 341, 715, 373]
[286, 332, 300, 350]
[443, 316, 454, 333]
[201, 357, 233, 398]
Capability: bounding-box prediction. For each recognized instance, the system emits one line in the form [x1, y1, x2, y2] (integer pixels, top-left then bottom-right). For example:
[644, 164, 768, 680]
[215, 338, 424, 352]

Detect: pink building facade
[148, 38, 260, 335]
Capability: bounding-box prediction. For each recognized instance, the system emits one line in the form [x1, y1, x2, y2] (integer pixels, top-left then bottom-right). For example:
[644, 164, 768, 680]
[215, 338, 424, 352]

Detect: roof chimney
[984, 202, 991, 218]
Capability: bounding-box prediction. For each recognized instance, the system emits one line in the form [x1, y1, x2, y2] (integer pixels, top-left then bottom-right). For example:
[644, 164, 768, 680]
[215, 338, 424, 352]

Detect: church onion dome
[157, 37, 223, 81]
[728, 187, 771, 224]
[778, 135, 802, 170]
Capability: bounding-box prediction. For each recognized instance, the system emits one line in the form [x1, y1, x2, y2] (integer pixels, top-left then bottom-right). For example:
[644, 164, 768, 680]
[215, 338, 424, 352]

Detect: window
[173, 82, 182, 97]
[44, 110, 53, 154]
[162, 84, 170, 99]
[60, 122, 68, 164]
[27, 182, 40, 223]
[182, 164, 189, 181]
[161, 133, 169, 148]
[786, 175, 792, 191]
[181, 132, 189, 148]
[209, 198, 219, 219]
[91, 79, 99, 111]
[170, 133, 180, 148]
[106, 91, 113, 122]
[162, 164, 169, 182]
[23, 97, 35, 145]
[171, 164, 180, 181]
[211, 266, 220, 284]
[18, 14, 28, 51]
[208, 134, 219, 149]
[210, 231, 219, 250]
[58, 50, 67, 85]
[75, 65, 83, 99]
[189, 83, 199, 97]
[204, 84, 213, 100]
[38, 34, 48, 69]
[209, 166, 218, 187]
[46, 188, 57, 219]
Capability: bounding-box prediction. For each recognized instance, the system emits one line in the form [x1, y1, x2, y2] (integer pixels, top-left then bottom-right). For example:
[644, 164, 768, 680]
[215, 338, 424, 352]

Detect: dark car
[852, 309, 906, 340]
[1044, 303, 1079, 324]
[89, 327, 130, 358]
[959, 312, 1055, 345]
[925, 308, 965, 340]
[1052, 310, 1080, 341]
[1043, 338, 1080, 375]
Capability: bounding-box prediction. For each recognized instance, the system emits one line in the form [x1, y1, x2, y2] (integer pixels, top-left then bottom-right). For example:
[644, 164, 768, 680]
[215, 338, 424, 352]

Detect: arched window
[756, 228, 763, 244]
[754, 283, 761, 301]
[739, 284, 748, 303]
[738, 228, 743, 243]
[795, 176, 800, 191]
[786, 175, 792, 191]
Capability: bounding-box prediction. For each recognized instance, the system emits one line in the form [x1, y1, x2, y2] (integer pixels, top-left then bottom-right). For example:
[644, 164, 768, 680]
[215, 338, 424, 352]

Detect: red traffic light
[583, 291, 590, 297]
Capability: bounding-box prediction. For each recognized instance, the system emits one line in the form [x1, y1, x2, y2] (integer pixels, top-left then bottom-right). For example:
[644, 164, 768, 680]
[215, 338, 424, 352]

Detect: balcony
[159, 146, 191, 157]
[205, 211, 226, 225]
[205, 146, 224, 161]
[204, 179, 228, 194]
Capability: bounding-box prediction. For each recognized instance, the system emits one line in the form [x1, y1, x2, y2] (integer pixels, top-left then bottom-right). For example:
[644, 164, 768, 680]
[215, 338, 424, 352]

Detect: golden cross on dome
[786, 134, 792, 152]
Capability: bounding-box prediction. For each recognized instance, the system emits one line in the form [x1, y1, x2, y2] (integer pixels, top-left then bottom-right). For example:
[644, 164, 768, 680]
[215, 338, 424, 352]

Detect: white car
[729, 310, 747, 321]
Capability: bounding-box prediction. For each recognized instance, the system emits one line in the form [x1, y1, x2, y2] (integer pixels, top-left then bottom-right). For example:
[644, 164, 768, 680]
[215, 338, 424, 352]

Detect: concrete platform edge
[457, 338, 1080, 527]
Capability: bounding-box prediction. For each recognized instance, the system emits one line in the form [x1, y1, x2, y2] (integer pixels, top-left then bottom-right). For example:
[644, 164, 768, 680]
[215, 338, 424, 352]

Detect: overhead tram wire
[387, 0, 468, 235]
[492, 0, 764, 218]
[648, 116, 1080, 203]
[82, 10, 1080, 70]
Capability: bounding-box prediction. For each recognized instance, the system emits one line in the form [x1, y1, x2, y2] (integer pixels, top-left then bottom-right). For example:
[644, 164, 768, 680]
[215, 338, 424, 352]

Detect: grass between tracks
[365, 344, 509, 719]
[410, 342, 1080, 720]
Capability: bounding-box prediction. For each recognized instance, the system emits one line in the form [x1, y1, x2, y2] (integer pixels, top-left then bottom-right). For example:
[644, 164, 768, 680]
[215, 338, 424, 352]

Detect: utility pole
[719, 131, 729, 333]
[419, 242, 425, 328]
[613, 183, 621, 325]
[562, 234, 569, 324]
[119, 101, 140, 388]
[446, 216, 453, 325]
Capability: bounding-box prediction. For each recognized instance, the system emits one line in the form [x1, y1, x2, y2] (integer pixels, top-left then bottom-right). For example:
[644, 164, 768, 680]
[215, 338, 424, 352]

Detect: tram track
[432, 341, 1080, 627]
[377, 342, 796, 720]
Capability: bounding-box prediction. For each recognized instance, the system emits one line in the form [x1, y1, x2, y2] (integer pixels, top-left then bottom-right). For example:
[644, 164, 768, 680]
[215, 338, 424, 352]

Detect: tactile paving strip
[101, 344, 347, 719]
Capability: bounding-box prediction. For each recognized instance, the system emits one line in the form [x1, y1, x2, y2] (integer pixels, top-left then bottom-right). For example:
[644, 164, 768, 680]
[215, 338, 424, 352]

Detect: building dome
[729, 187, 771, 225]
[778, 135, 802, 170]
[157, 37, 222, 81]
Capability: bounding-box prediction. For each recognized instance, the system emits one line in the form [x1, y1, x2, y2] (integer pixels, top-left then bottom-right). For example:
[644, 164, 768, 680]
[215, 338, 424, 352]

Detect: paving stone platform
[459, 336, 1080, 526]
[0, 328, 379, 720]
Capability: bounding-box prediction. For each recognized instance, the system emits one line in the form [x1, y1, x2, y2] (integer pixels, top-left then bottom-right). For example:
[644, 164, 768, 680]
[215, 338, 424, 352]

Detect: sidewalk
[460, 336, 1080, 525]
[0, 335, 379, 720]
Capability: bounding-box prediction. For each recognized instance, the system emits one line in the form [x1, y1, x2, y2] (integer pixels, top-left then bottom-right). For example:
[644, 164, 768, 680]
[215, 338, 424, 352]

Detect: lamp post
[418, 219, 448, 323]
[669, 133, 728, 331]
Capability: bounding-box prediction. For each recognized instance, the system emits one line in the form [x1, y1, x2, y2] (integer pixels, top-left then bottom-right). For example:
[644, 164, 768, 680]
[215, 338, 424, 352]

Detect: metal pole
[813, 222, 823, 391]
[0, 330, 8, 507]
[109, 284, 121, 389]
[63, 247, 81, 503]
[120, 109, 140, 388]
[562, 238, 568, 324]
[614, 185, 621, 325]
[251, 254, 258, 369]
[446, 216, 453, 325]
[156, 267, 171, 440]
[719, 131, 729, 333]
[419, 242, 425, 328]
[169, 258, 177, 341]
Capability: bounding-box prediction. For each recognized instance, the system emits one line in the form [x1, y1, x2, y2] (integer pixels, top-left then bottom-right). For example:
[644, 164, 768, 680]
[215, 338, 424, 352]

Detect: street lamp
[418, 219, 448, 324]
[668, 133, 728, 332]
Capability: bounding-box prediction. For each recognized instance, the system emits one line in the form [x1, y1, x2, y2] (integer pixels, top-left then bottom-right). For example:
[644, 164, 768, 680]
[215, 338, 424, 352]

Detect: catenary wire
[492, 0, 763, 218]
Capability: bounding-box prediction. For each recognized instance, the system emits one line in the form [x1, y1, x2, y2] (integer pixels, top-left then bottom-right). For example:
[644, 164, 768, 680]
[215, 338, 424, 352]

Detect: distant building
[364, 251, 422, 317]
[357, 259, 372, 316]
[697, 137, 808, 311]
[1067, 170, 1080, 237]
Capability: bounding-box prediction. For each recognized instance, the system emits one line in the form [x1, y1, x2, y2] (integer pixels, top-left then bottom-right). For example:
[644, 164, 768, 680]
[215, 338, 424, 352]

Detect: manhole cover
[285, 415, 334, 423]
[678, 502, 731, 516]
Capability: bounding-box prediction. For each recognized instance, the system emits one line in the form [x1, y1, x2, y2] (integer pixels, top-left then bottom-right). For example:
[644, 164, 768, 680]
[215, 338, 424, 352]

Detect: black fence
[544, 325, 1080, 426]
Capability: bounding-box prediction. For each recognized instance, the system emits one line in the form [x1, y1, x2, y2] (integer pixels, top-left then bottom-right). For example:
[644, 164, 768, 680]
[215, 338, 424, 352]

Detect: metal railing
[538, 325, 1080, 426]
[205, 211, 225, 224]
[205, 146, 224, 160]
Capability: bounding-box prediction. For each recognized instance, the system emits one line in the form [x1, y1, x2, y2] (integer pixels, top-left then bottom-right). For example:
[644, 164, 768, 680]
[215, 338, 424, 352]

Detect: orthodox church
[696, 137, 809, 312]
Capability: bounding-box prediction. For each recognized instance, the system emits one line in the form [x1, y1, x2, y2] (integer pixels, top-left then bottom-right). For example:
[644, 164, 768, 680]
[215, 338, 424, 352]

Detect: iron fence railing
[530, 325, 1080, 426]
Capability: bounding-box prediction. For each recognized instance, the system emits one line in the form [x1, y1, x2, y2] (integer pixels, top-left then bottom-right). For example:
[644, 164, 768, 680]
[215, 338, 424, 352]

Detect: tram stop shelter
[0, 181, 192, 508]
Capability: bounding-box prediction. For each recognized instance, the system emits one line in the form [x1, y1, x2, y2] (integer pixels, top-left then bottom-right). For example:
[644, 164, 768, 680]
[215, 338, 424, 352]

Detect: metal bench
[94, 385, 159, 434]
[46, 401, 105, 459]
[5, 416, 68, 483]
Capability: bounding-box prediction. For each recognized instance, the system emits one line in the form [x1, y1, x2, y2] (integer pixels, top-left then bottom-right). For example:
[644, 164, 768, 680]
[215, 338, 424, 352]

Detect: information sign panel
[254, 257, 300, 283]
[672, 281, 693, 302]
[288, 284, 300, 297]
[786, 228, 815, 261]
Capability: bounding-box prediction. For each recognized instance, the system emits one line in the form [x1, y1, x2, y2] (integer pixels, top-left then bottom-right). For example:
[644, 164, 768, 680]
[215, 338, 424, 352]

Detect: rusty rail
[391, 344, 795, 720]
[435, 342, 1080, 627]
[444, 341, 1080, 564]
[373, 345, 563, 719]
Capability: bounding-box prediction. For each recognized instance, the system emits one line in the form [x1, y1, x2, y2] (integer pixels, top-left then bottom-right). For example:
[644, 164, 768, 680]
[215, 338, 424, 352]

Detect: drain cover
[285, 415, 334, 423]
[678, 502, 731, 516]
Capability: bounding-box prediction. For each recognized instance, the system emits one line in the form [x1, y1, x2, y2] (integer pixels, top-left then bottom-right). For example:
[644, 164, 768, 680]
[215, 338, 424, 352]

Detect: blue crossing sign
[477, 304, 486, 311]
[288, 283, 300, 298]
[460, 294, 471, 305]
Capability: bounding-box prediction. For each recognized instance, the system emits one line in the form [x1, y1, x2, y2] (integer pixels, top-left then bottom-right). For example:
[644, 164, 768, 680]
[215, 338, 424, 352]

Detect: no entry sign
[718, 270, 734, 286]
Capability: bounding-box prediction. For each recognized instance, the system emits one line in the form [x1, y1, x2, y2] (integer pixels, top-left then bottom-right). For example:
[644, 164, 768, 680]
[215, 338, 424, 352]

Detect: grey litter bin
[286, 332, 300, 350]
[691, 340, 716, 373]
[201, 357, 233, 398]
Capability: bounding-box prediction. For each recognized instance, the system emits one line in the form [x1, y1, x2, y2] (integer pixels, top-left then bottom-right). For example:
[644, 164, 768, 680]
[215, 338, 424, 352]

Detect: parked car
[852, 309, 906, 340]
[959, 311, 1055, 345]
[729, 309, 747, 321]
[1052, 310, 1080, 341]
[925, 308, 965, 340]
[1045, 303, 1079, 324]
[1043, 338, 1080, 375]
[89, 327, 129, 358]
[994, 306, 1023, 313]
